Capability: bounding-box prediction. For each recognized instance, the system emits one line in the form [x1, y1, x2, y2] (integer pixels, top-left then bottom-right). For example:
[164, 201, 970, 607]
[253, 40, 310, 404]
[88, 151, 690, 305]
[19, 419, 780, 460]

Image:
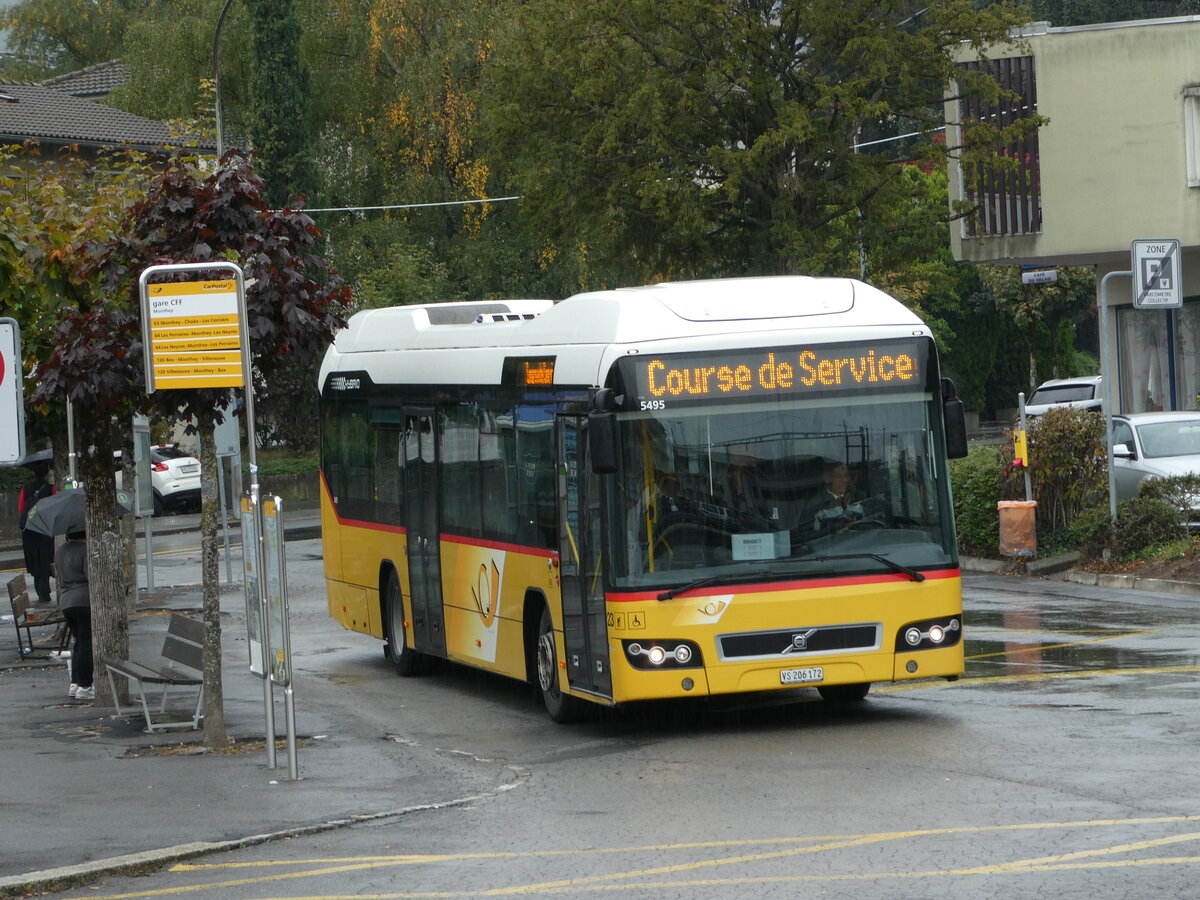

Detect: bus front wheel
[818, 682, 871, 703]
[536, 607, 583, 723]
[385, 571, 423, 677]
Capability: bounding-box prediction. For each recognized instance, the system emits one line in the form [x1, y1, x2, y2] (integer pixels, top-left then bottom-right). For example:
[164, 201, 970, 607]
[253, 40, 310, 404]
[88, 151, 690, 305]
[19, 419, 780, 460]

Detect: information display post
[139, 261, 295, 776]
[262, 496, 297, 779]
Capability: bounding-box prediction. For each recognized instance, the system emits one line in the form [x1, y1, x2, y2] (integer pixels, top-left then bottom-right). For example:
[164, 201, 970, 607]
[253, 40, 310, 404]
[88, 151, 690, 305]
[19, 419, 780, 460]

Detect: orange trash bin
[997, 500, 1037, 558]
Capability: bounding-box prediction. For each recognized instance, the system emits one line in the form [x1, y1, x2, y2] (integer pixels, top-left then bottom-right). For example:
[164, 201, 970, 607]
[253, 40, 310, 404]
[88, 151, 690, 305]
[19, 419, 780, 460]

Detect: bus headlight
[895, 616, 962, 652]
[623, 639, 702, 670]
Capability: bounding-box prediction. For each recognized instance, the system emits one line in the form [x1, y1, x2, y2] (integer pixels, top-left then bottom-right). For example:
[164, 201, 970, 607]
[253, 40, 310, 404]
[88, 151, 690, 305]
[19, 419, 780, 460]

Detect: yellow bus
[319, 276, 967, 721]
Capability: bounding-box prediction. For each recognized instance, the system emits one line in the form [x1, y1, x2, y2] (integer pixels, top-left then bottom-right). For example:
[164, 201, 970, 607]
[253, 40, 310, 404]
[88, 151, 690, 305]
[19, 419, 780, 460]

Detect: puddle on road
[963, 605, 1200, 680]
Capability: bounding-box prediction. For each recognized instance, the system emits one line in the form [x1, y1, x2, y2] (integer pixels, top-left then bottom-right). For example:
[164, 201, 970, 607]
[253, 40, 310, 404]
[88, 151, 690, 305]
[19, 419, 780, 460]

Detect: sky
[0, 1, 12, 54]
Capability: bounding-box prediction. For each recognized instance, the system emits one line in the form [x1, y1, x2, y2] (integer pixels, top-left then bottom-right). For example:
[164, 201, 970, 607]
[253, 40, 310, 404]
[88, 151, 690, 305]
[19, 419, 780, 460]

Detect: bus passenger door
[403, 410, 446, 657]
[556, 416, 612, 700]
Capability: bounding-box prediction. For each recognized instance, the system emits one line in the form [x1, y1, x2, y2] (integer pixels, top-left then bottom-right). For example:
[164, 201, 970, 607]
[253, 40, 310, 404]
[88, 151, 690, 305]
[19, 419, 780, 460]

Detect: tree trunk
[197, 410, 230, 748]
[80, 417, 128, 708]
[119, 428, 137, 614]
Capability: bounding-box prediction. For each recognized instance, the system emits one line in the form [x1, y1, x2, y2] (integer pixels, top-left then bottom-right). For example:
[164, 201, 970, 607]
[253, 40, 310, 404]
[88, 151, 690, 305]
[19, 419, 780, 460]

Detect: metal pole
[218, 458, 232, 584]
[144, 517, 154, 592]
[66, 396, 77, 486]
[284, 686, 298, 780]
[1100, 269, 1132, 524]
[238, 310, 276, 769]
[1017, 393, 1033, 503]
[274, 497, 297, 779]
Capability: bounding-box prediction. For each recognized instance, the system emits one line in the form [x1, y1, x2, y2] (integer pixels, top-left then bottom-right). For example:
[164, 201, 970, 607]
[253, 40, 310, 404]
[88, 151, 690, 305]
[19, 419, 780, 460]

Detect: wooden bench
[7, 574, 68, 659]
[105, 614, 205, 733]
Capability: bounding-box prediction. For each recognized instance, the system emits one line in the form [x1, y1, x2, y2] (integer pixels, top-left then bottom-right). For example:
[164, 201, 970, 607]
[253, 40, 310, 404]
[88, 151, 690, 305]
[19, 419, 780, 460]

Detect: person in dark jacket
[55, 531, 93, 701]
[17, 464, 55, 603]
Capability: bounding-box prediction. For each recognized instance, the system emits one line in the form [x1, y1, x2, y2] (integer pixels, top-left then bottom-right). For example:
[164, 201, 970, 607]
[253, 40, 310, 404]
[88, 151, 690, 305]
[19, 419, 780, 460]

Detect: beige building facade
[946, 16, 1200, 413]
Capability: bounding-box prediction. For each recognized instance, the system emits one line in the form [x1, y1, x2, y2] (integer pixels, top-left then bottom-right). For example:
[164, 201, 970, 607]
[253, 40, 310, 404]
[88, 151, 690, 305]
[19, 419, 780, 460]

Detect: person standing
[55, 531, 93, 701]
[17, 464, 56, 603]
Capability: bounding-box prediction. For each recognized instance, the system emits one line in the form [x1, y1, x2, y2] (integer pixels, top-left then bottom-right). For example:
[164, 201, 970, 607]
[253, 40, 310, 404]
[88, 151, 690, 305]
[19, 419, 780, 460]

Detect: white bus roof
[320, 276, 930, 389]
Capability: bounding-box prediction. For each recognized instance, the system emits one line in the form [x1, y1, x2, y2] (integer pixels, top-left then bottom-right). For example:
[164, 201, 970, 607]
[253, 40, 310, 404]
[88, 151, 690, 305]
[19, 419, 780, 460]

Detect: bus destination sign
[626, 341, 926, 408]
[503, 356, 556, 388]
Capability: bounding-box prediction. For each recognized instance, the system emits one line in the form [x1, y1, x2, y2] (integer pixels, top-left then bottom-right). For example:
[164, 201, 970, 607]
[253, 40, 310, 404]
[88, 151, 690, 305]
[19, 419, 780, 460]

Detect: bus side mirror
[943, 399, 968, 459]
[940, 379, 968, 459]
[588, 411, 618, 474]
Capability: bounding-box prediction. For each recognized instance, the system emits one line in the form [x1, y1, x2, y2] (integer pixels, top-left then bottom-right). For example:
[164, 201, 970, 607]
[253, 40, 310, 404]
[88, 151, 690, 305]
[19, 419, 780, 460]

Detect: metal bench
[105, 614, 205, 733]
[7, 574, 68, 659]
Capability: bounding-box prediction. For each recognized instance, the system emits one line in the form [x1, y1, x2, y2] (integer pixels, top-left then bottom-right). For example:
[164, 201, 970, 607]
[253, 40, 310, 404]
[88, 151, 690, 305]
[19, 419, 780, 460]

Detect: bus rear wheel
[536, 607, 583, 723]
[818, 682, 871, 703]
[385, 571, 423, 677]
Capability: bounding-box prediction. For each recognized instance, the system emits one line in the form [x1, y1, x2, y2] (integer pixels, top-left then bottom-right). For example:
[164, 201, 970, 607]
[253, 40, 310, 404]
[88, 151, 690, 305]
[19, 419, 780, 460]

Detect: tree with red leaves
[34, 150, 350, 744]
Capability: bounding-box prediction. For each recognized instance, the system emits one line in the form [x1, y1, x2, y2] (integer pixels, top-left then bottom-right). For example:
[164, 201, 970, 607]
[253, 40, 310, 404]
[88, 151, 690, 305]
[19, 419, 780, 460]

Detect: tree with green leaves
[244, 0, 314, 206]
[0, 0, 148, 76]
[980, 264, 1098, 392]
[482, 0, 1040, 281]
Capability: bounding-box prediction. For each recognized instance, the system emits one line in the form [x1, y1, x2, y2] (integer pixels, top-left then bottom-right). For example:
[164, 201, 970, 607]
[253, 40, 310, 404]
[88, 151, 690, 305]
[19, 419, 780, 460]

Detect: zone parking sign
[1132, 239, 1182, 309]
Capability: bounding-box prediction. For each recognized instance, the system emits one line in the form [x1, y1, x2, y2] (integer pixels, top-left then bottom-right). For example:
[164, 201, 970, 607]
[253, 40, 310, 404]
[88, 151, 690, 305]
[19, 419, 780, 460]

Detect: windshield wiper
[656, 554, 924, 601]
[807, 553, 926, 582]
[657, 572, 764, 601]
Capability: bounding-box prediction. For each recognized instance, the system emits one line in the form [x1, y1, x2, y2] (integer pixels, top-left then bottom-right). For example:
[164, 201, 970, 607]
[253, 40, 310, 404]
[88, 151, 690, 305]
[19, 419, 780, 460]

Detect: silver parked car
[1024, 375, 1103, 417]
[1111, 412, 1200, 502]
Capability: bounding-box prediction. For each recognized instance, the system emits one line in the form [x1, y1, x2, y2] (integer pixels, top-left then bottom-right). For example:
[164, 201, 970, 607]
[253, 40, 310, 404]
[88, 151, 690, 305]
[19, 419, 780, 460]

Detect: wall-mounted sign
[0, 319, 24, 464]
[1132, 239, 1182, 309]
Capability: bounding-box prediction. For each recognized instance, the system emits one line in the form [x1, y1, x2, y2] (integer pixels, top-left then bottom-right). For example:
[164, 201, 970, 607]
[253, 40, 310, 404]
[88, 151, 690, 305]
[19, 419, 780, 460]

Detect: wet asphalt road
[29, 538, 1200, 899]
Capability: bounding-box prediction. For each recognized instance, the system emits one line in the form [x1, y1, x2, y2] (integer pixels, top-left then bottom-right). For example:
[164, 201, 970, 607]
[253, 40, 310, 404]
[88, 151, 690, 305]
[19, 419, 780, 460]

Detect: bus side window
[326, 397, 374, 519]
[479, 408, 511, 541]
[516, 404, 556, 548]
[441, 404, 483, 538]
[375, 427, 402, 525]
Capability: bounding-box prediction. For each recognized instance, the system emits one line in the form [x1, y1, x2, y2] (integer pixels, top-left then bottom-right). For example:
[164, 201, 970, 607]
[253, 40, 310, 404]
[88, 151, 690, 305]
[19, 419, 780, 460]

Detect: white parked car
[1111, 412, 1200, 506]
[115, 444, 202, 516]
[1024, 375, 1103, 417]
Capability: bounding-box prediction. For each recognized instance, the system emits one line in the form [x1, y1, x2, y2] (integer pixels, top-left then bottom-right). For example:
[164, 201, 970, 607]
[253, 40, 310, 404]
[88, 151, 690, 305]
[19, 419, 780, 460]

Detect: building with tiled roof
[40, 60, 129, 99]
[0, 79, 213, 155]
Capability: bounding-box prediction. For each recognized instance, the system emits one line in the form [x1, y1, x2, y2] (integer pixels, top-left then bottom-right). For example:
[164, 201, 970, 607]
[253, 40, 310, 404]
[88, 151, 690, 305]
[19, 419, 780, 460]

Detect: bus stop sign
[1132, 240, 1182, 309]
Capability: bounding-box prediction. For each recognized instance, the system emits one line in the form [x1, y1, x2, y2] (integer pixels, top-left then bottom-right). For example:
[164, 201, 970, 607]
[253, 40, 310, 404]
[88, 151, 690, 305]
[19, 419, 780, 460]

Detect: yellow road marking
[876, 663, 1200, 692]
[62, 816, 1200, 899]
[965, 629, 1159, 661]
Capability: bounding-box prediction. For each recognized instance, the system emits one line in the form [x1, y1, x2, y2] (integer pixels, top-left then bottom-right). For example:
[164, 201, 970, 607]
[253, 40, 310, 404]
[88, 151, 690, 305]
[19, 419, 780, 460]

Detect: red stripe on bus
[438, 534, 559, 559]
[607, 567, 961, 602]
[320, 471, 557, 557]
[320, 472, 407, 534]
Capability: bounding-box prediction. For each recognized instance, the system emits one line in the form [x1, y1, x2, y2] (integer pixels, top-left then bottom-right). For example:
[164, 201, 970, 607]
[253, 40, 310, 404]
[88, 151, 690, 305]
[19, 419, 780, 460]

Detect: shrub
[1074, 496, 1180, 562]
[950, 444, 1004, 557]
[1002, 407, 1106, 532]
[1136, 474, 1200, 526]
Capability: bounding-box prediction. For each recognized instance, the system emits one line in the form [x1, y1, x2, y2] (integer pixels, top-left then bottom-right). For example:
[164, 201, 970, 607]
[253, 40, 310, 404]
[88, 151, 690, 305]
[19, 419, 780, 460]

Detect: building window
[1116, 300, 1200, 412]
[1183, 85, 1200, 188]
[957, 56, 1041, 237]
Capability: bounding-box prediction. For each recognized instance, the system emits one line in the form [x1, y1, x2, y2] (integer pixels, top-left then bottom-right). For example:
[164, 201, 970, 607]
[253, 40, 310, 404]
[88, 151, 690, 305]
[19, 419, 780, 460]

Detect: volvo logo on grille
[781, 629, 817, 654]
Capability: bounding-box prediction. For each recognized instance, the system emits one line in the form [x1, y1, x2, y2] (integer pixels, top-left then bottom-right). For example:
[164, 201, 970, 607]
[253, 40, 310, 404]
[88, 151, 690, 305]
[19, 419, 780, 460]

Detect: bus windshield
[607, 391, 956, 590]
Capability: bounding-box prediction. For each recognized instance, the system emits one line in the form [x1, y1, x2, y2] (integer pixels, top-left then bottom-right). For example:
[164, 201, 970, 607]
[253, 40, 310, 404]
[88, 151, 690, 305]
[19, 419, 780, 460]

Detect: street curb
[1062, 569, 1200, 597]
[960, 556, 1016, 574]
[0, 777, 525, 898]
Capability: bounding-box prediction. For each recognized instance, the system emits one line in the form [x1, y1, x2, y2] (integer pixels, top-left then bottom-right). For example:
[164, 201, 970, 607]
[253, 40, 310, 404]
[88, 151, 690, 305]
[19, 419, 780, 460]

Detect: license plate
[181, 465, 199, 474]
[780, 666, 823, 685]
